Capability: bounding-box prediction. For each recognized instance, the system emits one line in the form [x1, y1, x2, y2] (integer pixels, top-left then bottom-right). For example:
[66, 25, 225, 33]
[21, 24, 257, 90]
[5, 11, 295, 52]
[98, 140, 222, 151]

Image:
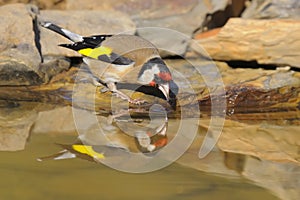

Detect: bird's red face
[157, 72, 172, 82]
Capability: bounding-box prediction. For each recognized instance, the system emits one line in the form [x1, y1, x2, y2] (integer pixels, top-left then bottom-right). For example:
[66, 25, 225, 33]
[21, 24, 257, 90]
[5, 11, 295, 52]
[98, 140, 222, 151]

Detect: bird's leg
[90, 75, 146, 104]
[106, 82, 147, 105]
[106, 109, 130, 124]
[91, 76, 104, 87]
[107, 108, 145, 124]
[90, 75, 110, 94]
[100, 87, 109, 93]
[93, 80, 109, 93]
[107, 82, 130, 101]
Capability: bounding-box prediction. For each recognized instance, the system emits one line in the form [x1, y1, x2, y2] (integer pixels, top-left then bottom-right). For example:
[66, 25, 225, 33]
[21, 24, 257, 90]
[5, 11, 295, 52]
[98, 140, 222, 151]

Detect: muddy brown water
[0, 107, 286, 200]
[0, 134, 280, 200]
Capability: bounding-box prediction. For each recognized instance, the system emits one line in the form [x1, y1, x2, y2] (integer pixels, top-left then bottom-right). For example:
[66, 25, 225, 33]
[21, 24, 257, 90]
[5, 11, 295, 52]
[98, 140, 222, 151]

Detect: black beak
[167, 97, 177, 110]
[167, 80, 178, 110]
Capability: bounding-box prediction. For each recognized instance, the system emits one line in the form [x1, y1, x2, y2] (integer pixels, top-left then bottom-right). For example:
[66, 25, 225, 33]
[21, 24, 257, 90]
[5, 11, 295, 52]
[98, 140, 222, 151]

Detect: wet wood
[0, 61, 299, 124]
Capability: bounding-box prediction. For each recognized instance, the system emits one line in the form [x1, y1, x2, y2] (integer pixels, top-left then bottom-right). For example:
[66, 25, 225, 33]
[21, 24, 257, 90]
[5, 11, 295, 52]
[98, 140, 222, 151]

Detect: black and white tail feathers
[40, 21, 112, 49]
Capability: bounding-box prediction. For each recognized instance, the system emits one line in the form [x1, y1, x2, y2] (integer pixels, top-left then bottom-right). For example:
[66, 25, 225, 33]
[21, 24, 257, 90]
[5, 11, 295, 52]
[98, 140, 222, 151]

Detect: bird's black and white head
[137, 57, 178, 109]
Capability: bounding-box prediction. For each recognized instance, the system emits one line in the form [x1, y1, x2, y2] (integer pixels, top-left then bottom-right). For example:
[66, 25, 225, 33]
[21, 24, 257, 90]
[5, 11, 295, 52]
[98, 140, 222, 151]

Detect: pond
[0, 134, 280, 200]
[2, 100, 297, 200]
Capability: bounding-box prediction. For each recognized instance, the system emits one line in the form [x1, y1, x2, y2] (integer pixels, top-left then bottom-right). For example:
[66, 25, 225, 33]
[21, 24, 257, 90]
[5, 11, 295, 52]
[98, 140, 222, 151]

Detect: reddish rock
[192, 18, 300, 68]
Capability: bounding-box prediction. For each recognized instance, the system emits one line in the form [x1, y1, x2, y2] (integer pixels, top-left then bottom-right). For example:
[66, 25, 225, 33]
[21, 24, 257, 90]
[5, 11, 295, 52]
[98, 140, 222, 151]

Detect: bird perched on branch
[40, 21, 178, 109]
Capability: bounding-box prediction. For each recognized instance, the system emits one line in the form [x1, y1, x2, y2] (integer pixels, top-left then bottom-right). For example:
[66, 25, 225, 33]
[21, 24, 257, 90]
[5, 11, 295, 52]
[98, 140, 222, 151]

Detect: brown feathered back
[102, 34, 160, 67]
[85, 35, 161, 82]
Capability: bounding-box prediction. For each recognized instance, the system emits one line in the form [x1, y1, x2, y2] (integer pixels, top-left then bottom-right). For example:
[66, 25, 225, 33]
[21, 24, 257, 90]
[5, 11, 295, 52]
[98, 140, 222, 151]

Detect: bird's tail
[36, 149, 76, 162]
[40, 21, 83, 42]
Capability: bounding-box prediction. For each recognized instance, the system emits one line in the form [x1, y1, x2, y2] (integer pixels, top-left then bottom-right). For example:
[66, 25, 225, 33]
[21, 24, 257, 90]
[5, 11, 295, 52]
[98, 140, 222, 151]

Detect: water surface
[0, 134, 280, 200]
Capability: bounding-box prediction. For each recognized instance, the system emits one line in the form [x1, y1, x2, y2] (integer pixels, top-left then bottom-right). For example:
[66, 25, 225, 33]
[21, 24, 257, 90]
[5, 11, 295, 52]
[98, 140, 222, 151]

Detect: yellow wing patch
[72, 144, 105, 159]
[78, 46, 112, 59]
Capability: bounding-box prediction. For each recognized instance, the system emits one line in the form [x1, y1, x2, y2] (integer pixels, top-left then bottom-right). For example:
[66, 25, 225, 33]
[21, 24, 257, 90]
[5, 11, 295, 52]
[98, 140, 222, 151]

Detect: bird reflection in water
[37, 105, 170, 163]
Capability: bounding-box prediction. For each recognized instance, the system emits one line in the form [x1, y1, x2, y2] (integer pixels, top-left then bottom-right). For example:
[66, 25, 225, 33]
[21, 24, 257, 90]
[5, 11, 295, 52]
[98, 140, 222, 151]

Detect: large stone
[39, 10, 136, 58]
[192, 18, 300, 68]
[0, 0, 66, 9]
[242, 0, 300, 19]
[65, 0, 231, 56]
[126, 0, 230, 57]
[0, 4, 43, 86]
[65, 0, 200, 18]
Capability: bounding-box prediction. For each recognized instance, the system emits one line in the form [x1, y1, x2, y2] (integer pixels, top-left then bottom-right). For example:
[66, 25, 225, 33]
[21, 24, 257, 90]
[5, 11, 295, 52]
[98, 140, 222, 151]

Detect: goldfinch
[40, 21, 178, 109]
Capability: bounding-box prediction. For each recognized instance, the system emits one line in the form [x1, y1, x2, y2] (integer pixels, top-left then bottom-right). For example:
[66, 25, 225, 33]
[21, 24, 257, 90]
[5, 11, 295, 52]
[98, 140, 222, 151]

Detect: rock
[0, 4, 43, 86]
[32, 106, 96, 135]
[0, 101, 39, 151]
[39, 56, 71, 83]
[242, 0, 300, 19]
[39, 10, 136, 58]
[0, 0, 66, 9]
[200, 0, 247, 31]
[192, 18, 300, 68]
[31, 0, 66, 10]
[65, 0, 200, 18]
[65, 0, 231, 56]
[134, 0, 230, 57]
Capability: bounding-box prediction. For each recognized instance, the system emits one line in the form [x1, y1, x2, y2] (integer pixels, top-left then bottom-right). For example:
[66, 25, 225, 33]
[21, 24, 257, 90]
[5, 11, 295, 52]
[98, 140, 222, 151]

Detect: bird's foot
[100, 87, 109, 93]
[91, 77, 103, 87]
[113, 92, 147, 105]
[107, 109, 144, 124]
[107, 82, 147, 105]
[128, 98, 147, 105]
